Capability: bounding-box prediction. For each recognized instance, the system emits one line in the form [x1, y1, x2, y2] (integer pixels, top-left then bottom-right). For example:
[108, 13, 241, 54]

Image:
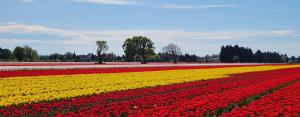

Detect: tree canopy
[162, 43, 182, 63]
[11, 46, 38, 62]
[220, 45, 285, 63]
[0, 48, 12, 61]
[96, 40, 108, 64]
[123, 36, 155, 64]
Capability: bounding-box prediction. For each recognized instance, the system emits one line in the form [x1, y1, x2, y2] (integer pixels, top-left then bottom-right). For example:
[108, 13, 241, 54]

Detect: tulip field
[0, 63, 300, 116]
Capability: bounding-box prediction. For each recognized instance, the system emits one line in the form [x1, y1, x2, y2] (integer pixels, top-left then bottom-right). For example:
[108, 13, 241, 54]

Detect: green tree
[0, 48, 12, 61]
[64, 52, 76, 62]
[49, 53, 64, 62]
[254, 50, 264, 63]
[123, 36, 155, 64]
[13, 46, 25, 61]
[23, 46, 38, 61]
[148, 54, 162, 62]
[96, 40, 108, 64]
[290, 56, 296, 62]
[122, 38, 136, 62]
[162, 43, 182, 63]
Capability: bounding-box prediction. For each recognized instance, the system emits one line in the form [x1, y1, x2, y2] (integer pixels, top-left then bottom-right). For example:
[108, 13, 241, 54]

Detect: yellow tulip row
[1, 65, 300, 107]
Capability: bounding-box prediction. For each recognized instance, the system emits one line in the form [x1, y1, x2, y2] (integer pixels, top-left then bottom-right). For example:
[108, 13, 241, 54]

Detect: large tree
[13, 46, 25, 61]
[0, 48, 12, 61]
[122, 38, 136, 62]
[162, 43, 182, 63]
[23, 46, 38, 62]
[254, 50, 264, 63]
[220, 45, 255, 63]
[123, 36, 155, 64]
[220, 45, 285, 63]
[96, 40, 108, 64]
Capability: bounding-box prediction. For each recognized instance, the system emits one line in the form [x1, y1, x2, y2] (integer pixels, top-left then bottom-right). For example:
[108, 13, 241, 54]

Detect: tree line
[0, 46, 38, 62]
[1, 36, 300, 63]
[220, 45, 296, 63]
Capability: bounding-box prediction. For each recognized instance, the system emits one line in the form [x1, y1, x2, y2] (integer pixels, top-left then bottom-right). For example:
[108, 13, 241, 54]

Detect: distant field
[0, 62, 264, 71]
[0, 62, 261, 66]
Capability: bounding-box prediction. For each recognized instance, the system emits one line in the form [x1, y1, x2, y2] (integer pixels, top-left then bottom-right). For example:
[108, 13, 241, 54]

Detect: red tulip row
[221, 79, 300, 117]
[1, 67, 299, 116]
[127, 70, 300, 117]
[0, 65, 252, 78]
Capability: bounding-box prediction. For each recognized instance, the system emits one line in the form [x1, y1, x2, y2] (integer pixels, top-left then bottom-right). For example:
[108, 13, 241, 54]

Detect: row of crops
[0, 64, 300, 116]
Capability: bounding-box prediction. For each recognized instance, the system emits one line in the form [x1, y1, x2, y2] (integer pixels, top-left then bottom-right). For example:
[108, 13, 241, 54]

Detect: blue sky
[0, 0, 299, 56]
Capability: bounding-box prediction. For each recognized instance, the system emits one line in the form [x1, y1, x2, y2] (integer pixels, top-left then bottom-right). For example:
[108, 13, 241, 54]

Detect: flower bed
[0, 65, 256, 78]
[0, 64, 300, 116]
[221, 78, 300, 117]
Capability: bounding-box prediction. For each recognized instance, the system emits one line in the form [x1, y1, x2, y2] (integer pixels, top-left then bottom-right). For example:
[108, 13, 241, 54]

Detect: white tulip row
[0, 63, 270, 71]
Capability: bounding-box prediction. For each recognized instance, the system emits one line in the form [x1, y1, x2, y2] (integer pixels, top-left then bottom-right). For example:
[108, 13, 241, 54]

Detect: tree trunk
[141, 54, 147, 64]
[173, 53, 177, 64]
[98, 54, 103, 64]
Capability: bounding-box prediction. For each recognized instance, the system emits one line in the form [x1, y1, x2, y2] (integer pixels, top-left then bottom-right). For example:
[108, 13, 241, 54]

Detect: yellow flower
[0, 65, 299, 106]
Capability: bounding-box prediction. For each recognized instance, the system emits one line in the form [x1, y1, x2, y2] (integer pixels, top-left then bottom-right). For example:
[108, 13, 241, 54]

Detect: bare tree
[96, 40, 108, 64]
[162, 43, 182, 63]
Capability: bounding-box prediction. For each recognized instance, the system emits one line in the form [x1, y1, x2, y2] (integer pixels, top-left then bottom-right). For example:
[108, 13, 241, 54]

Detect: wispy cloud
[0, 38, 42, 45]
[0, 22, 84, 38]
[0, 23, 298, 42]
[0, 23, 90, 46]
[16, 0, 35, 3]
[0, 23, 298, 53]
[78, 29, 299, 41]
[74, 0, 139, 5]
[160, 4, 236, 10]
[0, 23, 298, 55]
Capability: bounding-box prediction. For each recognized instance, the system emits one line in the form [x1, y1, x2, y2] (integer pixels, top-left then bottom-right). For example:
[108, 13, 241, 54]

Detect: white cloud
[0, 23, 298, 43]
[0, 23, 79, 36]
[74, 0, 138, 5]
[15, 0, 139, 5]
[0, 23, 98, 52]
[160, 4, 235, 9]
[17, 0, 35, 2]
[0, 38, 42, 45]
[0, 23, 299, 54]
[271, 30, 298, 36]
[77, 29, 298, 41]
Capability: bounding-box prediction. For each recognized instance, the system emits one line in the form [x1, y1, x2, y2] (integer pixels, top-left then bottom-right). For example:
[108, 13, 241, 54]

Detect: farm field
[0, 63, 300, 116]
[0, 62, 261, 71]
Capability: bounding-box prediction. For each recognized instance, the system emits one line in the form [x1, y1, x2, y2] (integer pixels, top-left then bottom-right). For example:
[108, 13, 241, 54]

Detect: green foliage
[148, 54, 162, 62]
[23, 46, 39, 61]
[122, 36, 155, 63]
[11, 46, 38, 61]
[64, 52, 76, 62]
[102, 53, 120, 62]
[0, 47, 12, 61]
[220, 45, 254, 63]
[220, 45, 285, 63]
[13, 46, 25, 61]
[96, 40, 109, 64]
[49, 53, 64, 62]
[119, 112, 128, 117]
